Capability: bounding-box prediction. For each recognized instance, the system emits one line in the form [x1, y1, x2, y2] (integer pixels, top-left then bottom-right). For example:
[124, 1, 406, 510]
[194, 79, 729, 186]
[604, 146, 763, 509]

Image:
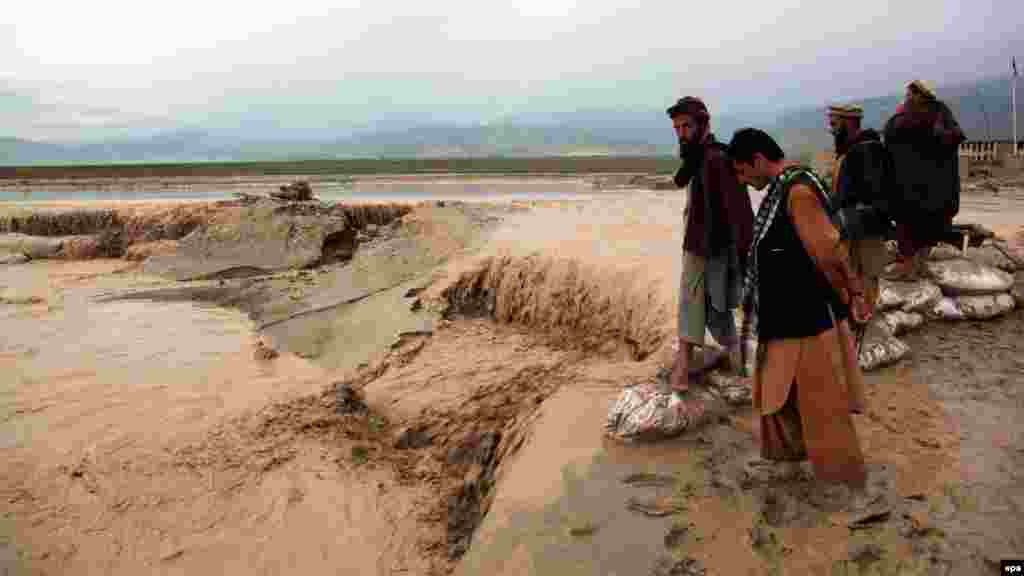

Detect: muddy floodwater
[1, 178, 1023, 575]
[0, 175, 618, 204]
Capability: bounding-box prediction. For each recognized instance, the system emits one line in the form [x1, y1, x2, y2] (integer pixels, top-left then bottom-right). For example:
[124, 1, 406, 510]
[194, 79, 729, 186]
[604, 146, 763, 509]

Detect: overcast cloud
[3, 0, 1022, 141]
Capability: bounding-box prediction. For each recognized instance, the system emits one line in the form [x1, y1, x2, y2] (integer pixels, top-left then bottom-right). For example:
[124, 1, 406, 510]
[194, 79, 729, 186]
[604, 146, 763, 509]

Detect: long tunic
[883, 100, 965, 223]
[753, 183, 868, 487]
[676, 138, 754, 262]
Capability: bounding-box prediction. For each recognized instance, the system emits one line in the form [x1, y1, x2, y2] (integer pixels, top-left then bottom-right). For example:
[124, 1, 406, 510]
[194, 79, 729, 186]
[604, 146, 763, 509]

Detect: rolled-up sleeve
[787, 184, 864, 304]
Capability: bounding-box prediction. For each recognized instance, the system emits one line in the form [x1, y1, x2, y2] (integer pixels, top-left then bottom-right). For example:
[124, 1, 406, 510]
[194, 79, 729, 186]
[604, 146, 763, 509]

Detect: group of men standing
[668, 81, 965, 489]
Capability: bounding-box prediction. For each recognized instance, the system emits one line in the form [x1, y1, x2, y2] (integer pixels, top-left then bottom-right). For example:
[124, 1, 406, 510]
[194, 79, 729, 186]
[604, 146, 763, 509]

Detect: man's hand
[850, 294, 872, 325]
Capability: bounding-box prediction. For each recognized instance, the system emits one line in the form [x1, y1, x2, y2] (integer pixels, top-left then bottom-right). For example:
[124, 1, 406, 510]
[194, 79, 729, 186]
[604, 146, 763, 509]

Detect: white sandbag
[880, 310, 925, 337]
[858, 334, 911, 372]
[1012, 287, 1024, 309]
[705, 370, 752, 406]
[927, 245, 962, 261]
[0, 252, 29, 265]
[0, 234, 63, 259]
[605, 383, 707, 442]
[957, 292, 1015, 319]
[929, 293, 1016, 321]
[877, 279, 943, 313]
[926, 259, 1014, 296]
[931, 242, 1024, 272]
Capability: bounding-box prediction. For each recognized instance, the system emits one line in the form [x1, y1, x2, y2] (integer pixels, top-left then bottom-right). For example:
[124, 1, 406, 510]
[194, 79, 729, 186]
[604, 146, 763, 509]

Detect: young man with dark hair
[727, 127, 870, 488]
[666, 97, 754, 394]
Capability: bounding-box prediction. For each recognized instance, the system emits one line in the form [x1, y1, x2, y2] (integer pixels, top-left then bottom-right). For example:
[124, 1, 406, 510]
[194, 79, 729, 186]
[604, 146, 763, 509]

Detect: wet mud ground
[1, 182, 1023, 575]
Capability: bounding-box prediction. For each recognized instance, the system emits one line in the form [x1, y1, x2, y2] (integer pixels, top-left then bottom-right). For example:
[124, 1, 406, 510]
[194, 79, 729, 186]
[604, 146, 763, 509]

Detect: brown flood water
[0, 260, 435, 575]
[1, 182, 1023, 575]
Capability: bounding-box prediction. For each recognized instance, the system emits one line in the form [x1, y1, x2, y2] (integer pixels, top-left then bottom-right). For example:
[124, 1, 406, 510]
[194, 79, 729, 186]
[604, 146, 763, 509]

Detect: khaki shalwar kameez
[753, 184, 868, 488]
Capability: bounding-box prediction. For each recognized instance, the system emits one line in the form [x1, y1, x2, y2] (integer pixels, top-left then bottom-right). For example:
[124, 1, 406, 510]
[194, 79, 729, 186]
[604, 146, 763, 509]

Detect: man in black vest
[727, 128, 870, 488]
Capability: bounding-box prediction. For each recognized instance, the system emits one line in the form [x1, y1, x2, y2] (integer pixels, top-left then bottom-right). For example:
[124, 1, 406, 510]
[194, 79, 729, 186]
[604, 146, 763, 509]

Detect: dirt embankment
[3, 189, 1024, 575]
[0, 198, 411, 266]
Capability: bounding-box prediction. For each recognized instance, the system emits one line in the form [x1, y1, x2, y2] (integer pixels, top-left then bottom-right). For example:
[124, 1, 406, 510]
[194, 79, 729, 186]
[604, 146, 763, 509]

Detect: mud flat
[2, 183, 1024, 575]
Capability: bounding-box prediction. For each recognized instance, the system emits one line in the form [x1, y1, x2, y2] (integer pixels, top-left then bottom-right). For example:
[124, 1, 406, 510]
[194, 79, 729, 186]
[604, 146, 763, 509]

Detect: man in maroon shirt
[667, 97, 755, 392]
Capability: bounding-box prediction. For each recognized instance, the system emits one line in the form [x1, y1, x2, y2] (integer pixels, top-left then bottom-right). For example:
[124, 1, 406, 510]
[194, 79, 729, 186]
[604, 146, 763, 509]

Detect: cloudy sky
[3, 0, 1022, 141]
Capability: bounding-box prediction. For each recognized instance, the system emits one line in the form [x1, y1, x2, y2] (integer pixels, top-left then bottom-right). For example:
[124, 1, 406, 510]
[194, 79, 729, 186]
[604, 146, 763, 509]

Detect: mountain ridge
[3, 76, 1019, 165]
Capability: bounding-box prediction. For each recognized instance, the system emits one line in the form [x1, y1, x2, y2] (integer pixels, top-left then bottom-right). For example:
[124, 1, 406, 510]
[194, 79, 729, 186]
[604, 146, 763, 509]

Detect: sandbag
[57, 235, 104, 260]
[1012, 286, 1024, 309]
[123, 240, 180, 261]
[605, 382, 707, 442]
[704, 370, 752, 406]
[926, 259, 1014, 296]
[929, 293, 1016, 321]
[0, 234, 63, 259]
[927, 245, 962, 261]
[880, 310, 925, 337]
[858, 334, 911, 372]
[930, 242, 1024, 272]
[877, 279, 943, 313]
[0, 252, 29, 265]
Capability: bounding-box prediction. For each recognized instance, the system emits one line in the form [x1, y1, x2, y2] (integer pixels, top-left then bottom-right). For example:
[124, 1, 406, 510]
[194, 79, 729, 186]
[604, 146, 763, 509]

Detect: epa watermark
[1003, 560, 1024, 573]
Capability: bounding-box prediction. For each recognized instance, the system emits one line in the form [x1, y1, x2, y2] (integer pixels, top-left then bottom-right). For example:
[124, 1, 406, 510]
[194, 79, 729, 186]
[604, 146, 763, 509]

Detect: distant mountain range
[2, 76, 1019, 166]
[770, 76, 1020, 158]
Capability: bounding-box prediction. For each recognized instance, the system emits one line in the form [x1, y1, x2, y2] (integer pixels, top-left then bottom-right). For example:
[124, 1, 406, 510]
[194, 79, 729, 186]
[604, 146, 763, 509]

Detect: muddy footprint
[627, 496, 688, 517]
[622, 472, 679, 488]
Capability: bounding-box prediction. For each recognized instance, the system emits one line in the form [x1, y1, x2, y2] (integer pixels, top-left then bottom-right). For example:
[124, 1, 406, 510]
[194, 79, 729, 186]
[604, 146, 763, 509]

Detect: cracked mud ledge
[3, 191, 1023, 575]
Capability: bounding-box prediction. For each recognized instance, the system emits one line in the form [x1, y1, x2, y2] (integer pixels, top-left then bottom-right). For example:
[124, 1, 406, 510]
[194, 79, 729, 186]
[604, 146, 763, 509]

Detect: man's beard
[678, 137, 695, 159]
[832, 127, 849, 154]
[678, 125, 706, 159]
[675, 138, 705, 187]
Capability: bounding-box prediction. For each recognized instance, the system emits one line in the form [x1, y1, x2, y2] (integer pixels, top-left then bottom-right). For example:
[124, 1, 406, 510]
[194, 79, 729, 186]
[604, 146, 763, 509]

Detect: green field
[0, 156, 680, 180]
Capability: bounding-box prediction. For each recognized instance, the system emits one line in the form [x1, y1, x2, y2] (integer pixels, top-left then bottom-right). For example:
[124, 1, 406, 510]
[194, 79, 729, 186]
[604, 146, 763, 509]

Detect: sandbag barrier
[866, 255, 1018, 369]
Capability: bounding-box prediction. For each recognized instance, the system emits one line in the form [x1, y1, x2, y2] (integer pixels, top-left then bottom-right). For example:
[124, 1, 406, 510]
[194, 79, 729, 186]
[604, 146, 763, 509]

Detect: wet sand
[2, 178, 1023, 575]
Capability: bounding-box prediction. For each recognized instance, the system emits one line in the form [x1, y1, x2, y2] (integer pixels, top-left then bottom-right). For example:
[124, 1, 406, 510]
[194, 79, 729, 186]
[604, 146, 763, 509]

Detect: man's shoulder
[783, 165, 824, 186]
[781, 168, 829, 203]
[784, 180, 824, 214]
[703, 144, 737, 178]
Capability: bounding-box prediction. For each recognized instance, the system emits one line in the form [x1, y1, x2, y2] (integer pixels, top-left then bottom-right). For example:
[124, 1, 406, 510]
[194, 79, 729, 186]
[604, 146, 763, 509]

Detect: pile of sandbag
[877, 256, 1018, 323]
[855, 250, 1020, 371]
[924, 258, 1017, 321]
[854, 279, 936, 370]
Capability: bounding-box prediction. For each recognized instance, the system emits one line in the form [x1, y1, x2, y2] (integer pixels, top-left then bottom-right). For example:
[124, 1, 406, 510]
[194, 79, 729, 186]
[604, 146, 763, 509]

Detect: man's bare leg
[671, 342, 692, 392]
[714, 335, 752, 385]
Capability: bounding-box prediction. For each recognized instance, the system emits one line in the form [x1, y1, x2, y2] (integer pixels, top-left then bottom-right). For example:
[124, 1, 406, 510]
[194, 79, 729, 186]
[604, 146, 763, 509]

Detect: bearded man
[667, 97, 754, 392]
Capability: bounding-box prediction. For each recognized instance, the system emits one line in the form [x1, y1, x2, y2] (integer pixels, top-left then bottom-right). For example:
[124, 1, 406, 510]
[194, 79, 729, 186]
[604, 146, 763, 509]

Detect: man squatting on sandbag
[883, 80, 966, 280]
[728, 128, 872, 488]
[667, 97, 755, 393]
